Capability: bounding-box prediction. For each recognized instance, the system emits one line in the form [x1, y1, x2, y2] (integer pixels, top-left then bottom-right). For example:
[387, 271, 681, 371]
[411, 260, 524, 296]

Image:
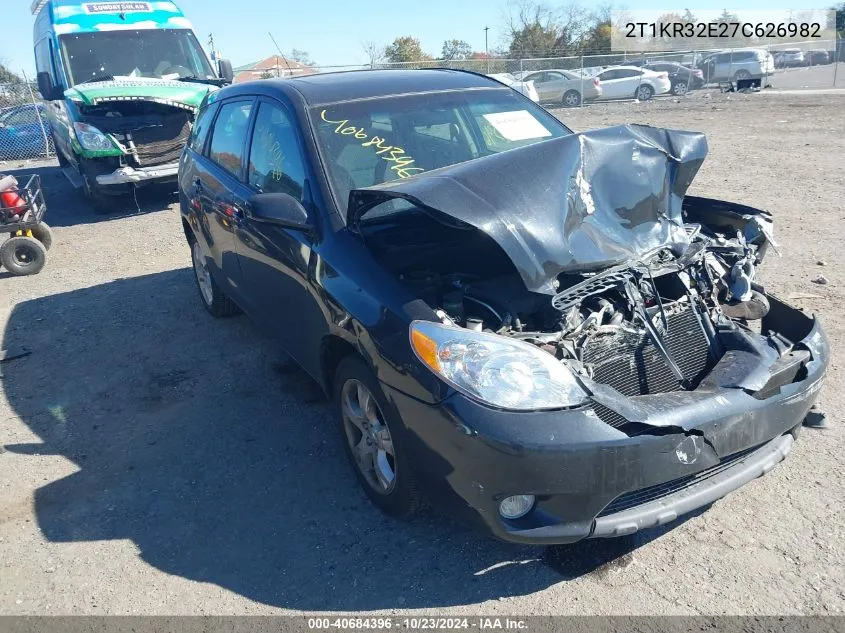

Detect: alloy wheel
[341, 379, 396, 494]
[192, 241, 214, 306]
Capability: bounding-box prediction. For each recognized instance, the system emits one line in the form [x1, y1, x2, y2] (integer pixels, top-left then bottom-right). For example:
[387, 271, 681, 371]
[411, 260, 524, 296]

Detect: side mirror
[37, 72, 62, 100]
[217, 59, 234, 84]
[249, 193, 313, 233]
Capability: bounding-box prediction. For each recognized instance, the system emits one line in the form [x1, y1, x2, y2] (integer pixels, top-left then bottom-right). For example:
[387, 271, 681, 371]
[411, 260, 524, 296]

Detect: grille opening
[130, 114, 191, 167]
[585, 302, 718, 431]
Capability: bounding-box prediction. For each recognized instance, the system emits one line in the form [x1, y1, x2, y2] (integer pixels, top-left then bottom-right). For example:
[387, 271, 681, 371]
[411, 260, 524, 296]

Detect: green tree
[384, 37, 429, 63]
[681, 9, 698, 25]
[441, 39, 473, 61]
[831, 2, 845, 33]
[714, 9, 740, 24]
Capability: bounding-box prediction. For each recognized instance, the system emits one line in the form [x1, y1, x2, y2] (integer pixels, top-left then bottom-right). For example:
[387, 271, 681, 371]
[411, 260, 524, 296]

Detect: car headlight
[73, 122, 115, 152]
[410, 320, 588, 410]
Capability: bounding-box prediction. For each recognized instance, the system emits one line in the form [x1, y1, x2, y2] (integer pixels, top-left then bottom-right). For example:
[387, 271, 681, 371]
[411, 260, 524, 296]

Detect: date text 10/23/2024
[307, 617, 530, 630]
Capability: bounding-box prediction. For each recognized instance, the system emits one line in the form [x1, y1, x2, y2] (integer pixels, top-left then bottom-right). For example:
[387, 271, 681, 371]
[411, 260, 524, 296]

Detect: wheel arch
[320, 334, 362, 395]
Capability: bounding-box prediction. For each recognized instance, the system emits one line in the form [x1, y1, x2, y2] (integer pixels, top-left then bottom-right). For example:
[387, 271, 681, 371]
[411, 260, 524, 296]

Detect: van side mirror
[217, 59, 234, 84]
[37, 72, 62, 100]
[249, 193, 313, 233]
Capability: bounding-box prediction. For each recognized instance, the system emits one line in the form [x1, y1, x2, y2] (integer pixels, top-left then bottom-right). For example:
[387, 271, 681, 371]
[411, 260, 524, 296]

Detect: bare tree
[362, 41, 385, 68]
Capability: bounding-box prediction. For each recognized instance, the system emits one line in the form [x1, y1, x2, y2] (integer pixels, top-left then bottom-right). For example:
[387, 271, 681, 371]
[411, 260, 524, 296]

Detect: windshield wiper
[79, 74, 115, 85]
[174, 75, 228, 86]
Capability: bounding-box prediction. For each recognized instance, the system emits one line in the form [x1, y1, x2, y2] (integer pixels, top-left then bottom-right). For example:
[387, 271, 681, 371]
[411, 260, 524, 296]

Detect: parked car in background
[806, 50, 830, 66]
[642, 61, 704, 95]
[699, 49, 775, 83]
[774, 49, 805, 68]
[0, 103, 50, 160]
[593, 66, 671, 101]
[178, 69, 827, 545]
[519, 69, 601, 106]
[487, 73, 539, 102]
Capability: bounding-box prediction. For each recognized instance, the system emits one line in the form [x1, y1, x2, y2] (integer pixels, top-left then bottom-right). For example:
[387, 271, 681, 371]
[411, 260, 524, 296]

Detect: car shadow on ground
[2, 162, 176, 227]
[1, 270, 689, 610]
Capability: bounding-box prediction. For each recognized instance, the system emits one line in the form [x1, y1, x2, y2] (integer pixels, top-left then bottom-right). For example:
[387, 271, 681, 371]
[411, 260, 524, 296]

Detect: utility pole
[484, 26, 490, 73]
[208, 33, 218, 63]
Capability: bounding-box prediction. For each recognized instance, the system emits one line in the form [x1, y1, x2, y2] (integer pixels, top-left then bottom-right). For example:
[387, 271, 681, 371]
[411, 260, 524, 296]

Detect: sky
[1, 0, 825, 78]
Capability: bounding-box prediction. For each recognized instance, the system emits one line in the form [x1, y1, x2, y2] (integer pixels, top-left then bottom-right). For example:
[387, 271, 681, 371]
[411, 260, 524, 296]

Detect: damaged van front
[32, 0, 232, 208]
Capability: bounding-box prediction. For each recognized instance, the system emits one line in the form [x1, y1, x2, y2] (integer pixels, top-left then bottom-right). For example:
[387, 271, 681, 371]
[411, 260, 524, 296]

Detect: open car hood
[348, 124, 708, 295]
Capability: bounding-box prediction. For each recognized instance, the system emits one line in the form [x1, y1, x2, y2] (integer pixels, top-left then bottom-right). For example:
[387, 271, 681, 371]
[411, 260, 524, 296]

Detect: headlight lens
[410, 320, 587, 410]
[73, 122, 115, 152]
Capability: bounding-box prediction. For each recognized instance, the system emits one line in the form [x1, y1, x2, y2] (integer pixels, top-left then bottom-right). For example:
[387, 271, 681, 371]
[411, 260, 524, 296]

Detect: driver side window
[248, 102, 307, 201]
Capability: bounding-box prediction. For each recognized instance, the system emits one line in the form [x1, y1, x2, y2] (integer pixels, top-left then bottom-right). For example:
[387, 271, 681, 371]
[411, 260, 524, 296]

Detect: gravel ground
[0, 90, 843, 616]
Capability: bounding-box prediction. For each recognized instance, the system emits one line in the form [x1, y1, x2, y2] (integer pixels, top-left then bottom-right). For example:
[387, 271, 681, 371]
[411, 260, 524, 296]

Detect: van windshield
[59, 29, 216, 86]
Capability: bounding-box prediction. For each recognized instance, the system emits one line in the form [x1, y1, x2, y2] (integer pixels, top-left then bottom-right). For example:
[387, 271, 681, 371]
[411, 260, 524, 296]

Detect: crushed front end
[353, 124, 829, 543]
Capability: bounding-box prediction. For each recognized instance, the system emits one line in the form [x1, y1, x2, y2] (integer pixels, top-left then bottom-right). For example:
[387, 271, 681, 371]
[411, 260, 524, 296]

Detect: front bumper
[96, 162, 180, 186]
[382, 311, 828, 545]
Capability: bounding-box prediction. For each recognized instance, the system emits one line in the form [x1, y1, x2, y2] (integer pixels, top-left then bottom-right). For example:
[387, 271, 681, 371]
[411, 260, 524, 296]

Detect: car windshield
[59, 29, 216, 86]
[310, 88, 571, 214]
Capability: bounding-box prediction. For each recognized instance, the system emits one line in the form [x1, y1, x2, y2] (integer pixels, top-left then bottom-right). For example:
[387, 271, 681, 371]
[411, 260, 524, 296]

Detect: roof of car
[265, 69, 507, 105]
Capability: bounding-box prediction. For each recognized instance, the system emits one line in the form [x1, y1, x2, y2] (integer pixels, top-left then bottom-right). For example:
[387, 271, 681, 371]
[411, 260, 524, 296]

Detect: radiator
[130, 115, 190, 167]
[582, 303, 713, 398]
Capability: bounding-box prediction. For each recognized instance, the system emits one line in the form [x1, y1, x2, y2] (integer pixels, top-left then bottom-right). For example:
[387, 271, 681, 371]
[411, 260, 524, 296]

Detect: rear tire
[636, 84, 654, 100]
[562, 90, 582, 107]
[334, 355, 421, 519]
[0, 236, 47, 276]
[189, 237, 240, 318]
[733, 69, 752, 81]
[672, 81, 689, 96]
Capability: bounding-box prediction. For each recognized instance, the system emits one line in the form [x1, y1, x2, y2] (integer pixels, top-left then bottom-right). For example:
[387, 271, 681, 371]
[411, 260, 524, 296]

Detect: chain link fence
[309, 37, 844, 96]
[0, 81, 55, 164]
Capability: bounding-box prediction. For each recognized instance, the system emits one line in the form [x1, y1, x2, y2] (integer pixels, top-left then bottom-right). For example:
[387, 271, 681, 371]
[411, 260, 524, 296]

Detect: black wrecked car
[177, 70, 828, 544]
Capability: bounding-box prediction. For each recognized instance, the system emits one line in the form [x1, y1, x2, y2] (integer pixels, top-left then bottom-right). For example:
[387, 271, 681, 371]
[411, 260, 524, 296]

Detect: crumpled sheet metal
[349, 124, 708, 295]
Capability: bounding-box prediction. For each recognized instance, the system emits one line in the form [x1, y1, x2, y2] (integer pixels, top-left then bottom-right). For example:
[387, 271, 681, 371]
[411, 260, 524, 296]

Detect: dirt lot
[0, 90, 843, 616]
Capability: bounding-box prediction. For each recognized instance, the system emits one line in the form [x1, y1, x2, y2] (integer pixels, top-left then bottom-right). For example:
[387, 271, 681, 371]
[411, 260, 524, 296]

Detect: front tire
[334, 355, 421, 519]
[733, 69, 752, 81]
[672, 80, 689, 96]
[0, 236, 47, 276]
[562, 90, 582, 107]
[636, 84, 654, 100]
[189, 238, 240, 318]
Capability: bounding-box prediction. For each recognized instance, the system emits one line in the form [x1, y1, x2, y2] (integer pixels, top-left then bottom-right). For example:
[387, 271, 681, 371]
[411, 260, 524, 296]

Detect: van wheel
[733, 69, 752, 81]
[53, 136, 69, 168]
[334, 355, 421, 518]
[81, 170, 112, 214]
[0, 236, 47, 276]
[562, 90, 582, 107]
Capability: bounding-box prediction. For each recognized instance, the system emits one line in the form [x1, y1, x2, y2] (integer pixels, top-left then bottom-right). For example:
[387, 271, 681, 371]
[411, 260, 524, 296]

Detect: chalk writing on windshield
[320, 110, 425, 179]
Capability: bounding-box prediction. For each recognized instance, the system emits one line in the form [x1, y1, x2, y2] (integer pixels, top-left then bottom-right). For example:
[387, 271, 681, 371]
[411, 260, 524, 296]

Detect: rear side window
[188, 102, 218, 153]
[209, 101, 253, 178]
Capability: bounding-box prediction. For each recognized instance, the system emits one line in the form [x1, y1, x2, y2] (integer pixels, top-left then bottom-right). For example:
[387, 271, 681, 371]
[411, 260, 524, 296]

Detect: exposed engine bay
[351, 124, 820, 433]
[363, 196, 796, 413]
[80, 100, 192, 168]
